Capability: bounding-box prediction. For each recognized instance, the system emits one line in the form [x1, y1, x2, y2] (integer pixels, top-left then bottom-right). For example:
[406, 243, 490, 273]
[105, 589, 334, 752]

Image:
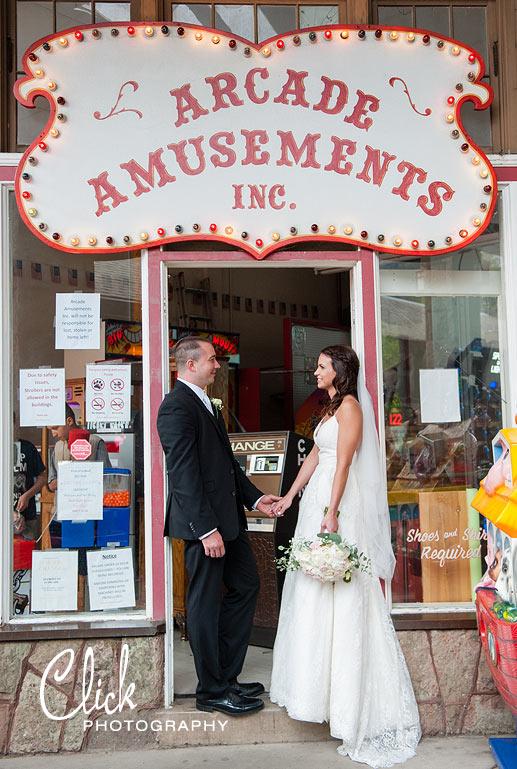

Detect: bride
[269, 345, 421, 767]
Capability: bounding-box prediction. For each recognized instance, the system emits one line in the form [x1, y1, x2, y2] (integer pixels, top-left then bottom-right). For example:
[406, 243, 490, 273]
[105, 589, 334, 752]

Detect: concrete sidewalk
[0, 737, 502, 769]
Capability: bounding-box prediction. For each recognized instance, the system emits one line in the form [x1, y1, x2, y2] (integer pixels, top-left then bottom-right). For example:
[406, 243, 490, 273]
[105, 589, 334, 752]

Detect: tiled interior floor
[174, 629, 274, 696]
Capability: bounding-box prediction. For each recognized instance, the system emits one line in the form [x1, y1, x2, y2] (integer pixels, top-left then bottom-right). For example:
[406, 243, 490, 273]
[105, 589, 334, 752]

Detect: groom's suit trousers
[183, 527, 260, 699]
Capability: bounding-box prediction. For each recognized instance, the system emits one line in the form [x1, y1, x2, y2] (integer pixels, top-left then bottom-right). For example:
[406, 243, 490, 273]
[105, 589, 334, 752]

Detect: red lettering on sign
[87, 171, 129, 217]
[324, 137, 357, 175]
[344, 90, 380, 131]
[356, 145, 396, 187]
[169, 83, 209, 127]
[120, 148, 176, 196]
[209, 132, 236, 168]
[241, 129, 270, 166]
[276, 131, 321, 169]
[167, 137, 206, 176]
[205, 72, 244, 112]
[389, 413, 403, 425]
[417, 181, 455, 217]
[313, 76, 349, 116]
[273, 69, 310, 108]
[392, 160, 427, 201]
[244, 68, 270, 104]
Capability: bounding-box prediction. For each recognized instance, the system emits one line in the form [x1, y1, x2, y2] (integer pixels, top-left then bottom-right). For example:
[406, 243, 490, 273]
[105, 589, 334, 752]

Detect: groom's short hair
[173, 336, 210, 371]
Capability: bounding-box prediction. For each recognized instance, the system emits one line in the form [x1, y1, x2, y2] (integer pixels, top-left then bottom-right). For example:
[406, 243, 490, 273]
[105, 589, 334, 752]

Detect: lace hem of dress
[336, 725, 422, 768]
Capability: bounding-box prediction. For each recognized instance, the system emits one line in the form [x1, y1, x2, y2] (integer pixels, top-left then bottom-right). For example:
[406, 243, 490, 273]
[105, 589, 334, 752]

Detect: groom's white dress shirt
[176, 378, 263, 539]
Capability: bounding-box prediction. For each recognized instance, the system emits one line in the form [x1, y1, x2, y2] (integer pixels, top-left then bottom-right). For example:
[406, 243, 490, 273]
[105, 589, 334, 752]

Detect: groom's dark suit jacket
[157, 380, 262, 541]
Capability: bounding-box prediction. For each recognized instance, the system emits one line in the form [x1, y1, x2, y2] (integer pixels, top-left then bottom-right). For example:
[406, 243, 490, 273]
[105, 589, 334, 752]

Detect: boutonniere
[210, 397, 224, 414]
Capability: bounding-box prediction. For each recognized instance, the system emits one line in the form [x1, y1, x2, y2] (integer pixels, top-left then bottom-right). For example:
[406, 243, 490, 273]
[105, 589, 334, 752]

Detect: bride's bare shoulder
[335, 395, 362, 424]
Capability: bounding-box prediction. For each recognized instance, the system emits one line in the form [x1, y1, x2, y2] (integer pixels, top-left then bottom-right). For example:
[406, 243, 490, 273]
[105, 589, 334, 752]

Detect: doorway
[142, 250, 381, 705]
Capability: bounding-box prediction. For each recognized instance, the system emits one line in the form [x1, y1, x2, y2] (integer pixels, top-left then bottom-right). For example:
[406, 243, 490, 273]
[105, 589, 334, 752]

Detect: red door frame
[146, 247, 379, 621]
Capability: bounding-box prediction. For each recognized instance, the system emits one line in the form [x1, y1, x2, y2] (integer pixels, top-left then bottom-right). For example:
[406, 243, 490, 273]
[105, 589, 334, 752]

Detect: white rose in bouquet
[278, 531, 370, 584]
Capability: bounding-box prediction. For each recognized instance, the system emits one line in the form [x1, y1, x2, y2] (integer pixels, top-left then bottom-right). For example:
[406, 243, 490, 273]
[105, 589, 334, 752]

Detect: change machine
[229, 431, 313, 647]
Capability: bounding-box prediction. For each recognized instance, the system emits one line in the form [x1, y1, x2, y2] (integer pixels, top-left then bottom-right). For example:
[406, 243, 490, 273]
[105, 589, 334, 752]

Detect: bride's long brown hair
[318, 344, 360, 419]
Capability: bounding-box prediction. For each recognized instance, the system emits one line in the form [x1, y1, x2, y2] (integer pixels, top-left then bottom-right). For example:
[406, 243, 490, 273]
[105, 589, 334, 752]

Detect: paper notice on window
[55, 293, 100, 349]
[419, 368, 461, 423]
[56, 461, 104, 521]
[31, 550, 78, 612]
[86, 363, 131, 423]
[19, 368, 65, 427]
[87, 548, 136, 611]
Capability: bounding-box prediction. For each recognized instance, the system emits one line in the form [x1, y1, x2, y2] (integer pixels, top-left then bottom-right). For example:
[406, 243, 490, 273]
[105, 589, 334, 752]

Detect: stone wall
[0, 636, 164, 755]
[398, 629, 516, 736]
[0, 629, 514, 755]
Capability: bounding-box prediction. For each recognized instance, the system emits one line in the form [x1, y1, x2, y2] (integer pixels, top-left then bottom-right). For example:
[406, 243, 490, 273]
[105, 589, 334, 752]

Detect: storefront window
[375, 3, 494, 149]
[380, 202, 502, 605]
[171, 2, 339, 41]
[10, 191, 146, 618]
[14, 0, 132, 147]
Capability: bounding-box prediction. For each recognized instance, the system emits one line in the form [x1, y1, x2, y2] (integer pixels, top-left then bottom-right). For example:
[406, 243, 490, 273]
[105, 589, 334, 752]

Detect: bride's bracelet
[323, 506, 341, 518]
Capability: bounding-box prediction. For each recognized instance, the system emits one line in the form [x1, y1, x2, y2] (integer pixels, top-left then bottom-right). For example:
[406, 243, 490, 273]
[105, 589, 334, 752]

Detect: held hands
[270, 495, 294, 517]
[256, 494, 282, 518]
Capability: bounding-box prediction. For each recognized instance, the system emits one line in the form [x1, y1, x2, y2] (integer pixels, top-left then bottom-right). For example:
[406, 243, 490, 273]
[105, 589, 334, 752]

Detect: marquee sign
[14, 23, 496, 259]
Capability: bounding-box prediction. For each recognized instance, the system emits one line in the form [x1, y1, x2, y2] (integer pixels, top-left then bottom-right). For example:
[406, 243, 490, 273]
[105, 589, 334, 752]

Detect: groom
[157, 336, 279, 716]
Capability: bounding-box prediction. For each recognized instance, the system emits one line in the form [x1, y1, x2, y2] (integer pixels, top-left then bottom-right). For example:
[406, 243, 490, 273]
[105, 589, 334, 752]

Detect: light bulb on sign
[70, 237, 79, 246]
[35, 69, 44, 78]
[58, 37, 68, 47]
[390, 31, 398, 40]
[212, 35, 220, 44]
[393, 237, 402, 247]
[473, 218, 481, 227]
[145, 27, 154, 37]
[50, 128, 59, 137]
[344, 226, 353, 235]
[272, 232, 280, 241]
[328, 225, 336, 234]
[407, 33, 415, 42]
[27, 208, 37, 217]
[262, 47, 271, 57]
[452, 46, 460, 55]
[195, 32, 202, 41]
[225, 226, 233, 235]
[88, 237, 97, 246]
[480, 168, 489, 178]
[446, 113, 454, 123]
[340, 31, 348, 39]
[140, 232, 149, 241]
[472, 156, 480, 165]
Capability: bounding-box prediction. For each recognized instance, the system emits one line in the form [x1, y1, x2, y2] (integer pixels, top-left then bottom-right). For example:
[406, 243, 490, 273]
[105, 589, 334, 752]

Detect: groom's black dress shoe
[230, 681, 265, 698]
[196, 691, 264, 716]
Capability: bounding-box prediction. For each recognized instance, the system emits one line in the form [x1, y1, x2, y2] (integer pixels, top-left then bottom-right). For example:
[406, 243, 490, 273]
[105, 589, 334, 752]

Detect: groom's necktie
[201, 392, 214, 415]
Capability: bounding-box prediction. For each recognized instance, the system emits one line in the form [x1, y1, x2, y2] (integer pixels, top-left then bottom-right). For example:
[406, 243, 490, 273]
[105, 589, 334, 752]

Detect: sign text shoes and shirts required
[13, 24, 495, 260]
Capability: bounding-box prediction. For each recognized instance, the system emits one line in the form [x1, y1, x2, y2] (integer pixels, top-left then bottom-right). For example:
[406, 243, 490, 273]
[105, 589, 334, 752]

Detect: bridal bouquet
[276, 532, 370, 583]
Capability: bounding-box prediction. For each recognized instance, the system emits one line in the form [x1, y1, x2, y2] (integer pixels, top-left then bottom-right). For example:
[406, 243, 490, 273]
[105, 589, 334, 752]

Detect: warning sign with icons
[86, 364, 131, 423]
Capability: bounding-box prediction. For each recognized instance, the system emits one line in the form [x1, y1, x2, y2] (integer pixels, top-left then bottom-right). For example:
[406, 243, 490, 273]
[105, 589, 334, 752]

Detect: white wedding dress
[270, 415, 421, 767]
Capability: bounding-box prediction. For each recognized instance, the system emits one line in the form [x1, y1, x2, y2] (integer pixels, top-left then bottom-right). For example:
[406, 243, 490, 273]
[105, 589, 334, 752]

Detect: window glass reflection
[299, 6, 338, 28]
[215, 5, 254, 40]
[172, 3, 212, 26]
[258, 5, 296, 41]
